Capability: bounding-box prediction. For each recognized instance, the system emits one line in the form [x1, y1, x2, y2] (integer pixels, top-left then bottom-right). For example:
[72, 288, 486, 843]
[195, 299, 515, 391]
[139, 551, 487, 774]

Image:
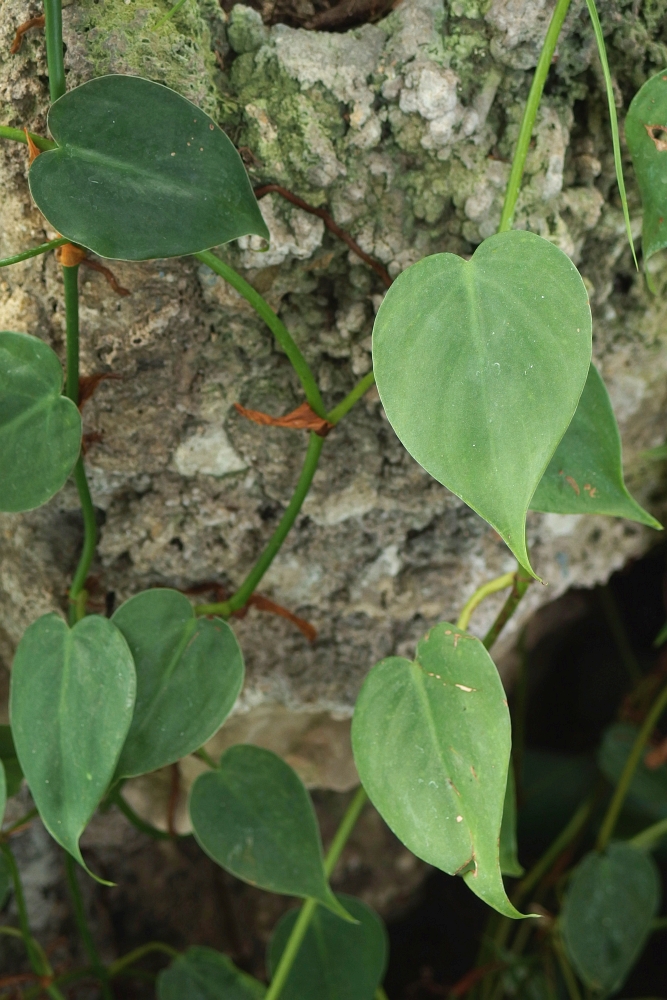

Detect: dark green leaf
[372, 231, 591, 575]
[500, 767, 524, 878]
[626, 69, 667, 262]
[0, 331, 81, 512]
[531, 364, 660, 527]
[29, 75, 269, 261]
[157, 947, 265, 1000]
[112, 589, 243, 778]
[561, 842, 660, 993]
[190, 745, 350, 919]
[351, 623, 524, 918]
[10, 614, 136, 873]
[598, 723, 667, 819]
[0, 726, 22, 799]
[268, 894, 388, 1000]
[0, 851, 10, 911]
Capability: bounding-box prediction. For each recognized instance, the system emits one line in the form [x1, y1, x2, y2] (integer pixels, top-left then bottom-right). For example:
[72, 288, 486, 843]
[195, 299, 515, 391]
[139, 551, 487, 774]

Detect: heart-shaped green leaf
[112, 589, 244, 778]
[561, 842, 660, 994]
[351, 623, 524, 918]
[0, 726, 23, 799]
[626, 69, 667, 262]
[372, 231, 592, 575]
[268, 894, 388, 1000]
[10, 614, 136, 874]
[157, 947, 265, 1000]
[29, 75, 269, 261]
[0, 331, 81, 512]
[531, 363, 661, 527]
[599, 723, 667, 819]
[500, 767, 524, 878]
[190, 745, 350, 920]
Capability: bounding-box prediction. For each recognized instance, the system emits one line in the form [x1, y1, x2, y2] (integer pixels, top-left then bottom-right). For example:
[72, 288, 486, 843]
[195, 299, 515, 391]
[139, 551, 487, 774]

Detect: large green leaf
[351, 623, 524, 918]
[10, 614, 136, 873]
[190, 745, 350, 920]
[598, 723, 667, 819]
[372, 231, 591, 575]
[561, 842, 660, 994]
[0, 725, 23, 798]
[0, 331, 81, 512]
[157, 947, 265, 1000]
[112, 589, 243, 778]
[531, 363, 660, 527]
[626, 69, 667, 262]
[500, 767, 524, 878]
[29, 75, 269, 261]
[268, 894, 388, 1000]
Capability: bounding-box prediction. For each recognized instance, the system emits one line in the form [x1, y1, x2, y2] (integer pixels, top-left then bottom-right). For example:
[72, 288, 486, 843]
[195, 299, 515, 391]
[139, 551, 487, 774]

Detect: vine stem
[456, 571, 516, 632]
[0, 238, 68, 268]
[62, 266, 97, 624]
[482, 568, 533, 650]
[596, 679, 667, 850]
[264, 786, 368, 1000]
[195, 433, 324, 616]
[630, 815, 667, 850]
[195, 250, 326, 418]
[108, 942, 179, 978]
[64, 852, 113, 1000]
[43, 0, 66, 103]
[497, 0, 572, 232]
[0, 126, 56, 150]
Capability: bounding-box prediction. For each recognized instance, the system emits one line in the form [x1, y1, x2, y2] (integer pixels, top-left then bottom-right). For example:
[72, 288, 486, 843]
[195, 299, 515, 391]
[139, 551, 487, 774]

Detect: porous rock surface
[1, 0, 667, 802]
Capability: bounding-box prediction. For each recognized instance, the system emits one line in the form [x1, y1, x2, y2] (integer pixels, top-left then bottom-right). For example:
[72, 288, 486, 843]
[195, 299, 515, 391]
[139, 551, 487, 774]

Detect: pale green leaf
[351, 623, 525, 918]
[626, 68, 667, 262]
[500, 767, 524, 878]
[372, 231, 591, 576]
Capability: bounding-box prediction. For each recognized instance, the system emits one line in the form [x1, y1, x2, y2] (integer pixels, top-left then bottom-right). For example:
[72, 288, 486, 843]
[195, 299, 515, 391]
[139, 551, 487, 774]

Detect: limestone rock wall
[2, 0, 667, 794]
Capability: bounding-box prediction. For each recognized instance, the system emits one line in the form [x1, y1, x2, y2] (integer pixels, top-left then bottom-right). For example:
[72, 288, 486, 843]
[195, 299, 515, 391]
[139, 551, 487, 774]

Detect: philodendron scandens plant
[1, 0, 667, 996]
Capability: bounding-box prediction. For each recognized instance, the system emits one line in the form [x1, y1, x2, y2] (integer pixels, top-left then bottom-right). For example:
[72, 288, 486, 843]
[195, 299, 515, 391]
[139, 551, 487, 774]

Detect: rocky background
[1, 0, 667, 977]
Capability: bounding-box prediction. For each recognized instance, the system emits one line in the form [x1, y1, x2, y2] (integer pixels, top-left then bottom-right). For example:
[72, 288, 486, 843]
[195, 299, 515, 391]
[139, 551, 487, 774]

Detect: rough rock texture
[2, 0, 667, 800]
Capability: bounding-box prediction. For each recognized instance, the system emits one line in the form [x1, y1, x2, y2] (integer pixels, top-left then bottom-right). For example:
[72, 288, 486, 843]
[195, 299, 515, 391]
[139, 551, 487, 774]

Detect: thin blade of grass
[585, 0, 638, 268]
[155, 0, 188, 29]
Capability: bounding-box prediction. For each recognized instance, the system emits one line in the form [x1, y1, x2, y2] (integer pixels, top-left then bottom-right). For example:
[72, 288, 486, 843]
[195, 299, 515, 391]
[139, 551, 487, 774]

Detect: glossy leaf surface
[499, 767, 524, 878]
[29, 75, 269, 261]
[112, 589, 244, 778]
[0, 725, 23, 798]
[190, 745, 349, 919]
[599, 723, 667, 818]
[157, 947, 265, 1000]
[561, 842, 660, 993]
[372, 231, 591, 574]
[0, 331, 81, 512]
[626, 69, 667, 261]
[531, 363, 660, 527]
[268, 894, 388, 1000]
[10, 614, 136, 870]
[351, 623, 523, 918]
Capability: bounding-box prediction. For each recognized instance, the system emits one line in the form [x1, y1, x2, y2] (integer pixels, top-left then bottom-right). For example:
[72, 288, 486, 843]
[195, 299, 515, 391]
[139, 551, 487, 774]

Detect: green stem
[597, 679, 667, 850]
[108, 942, 179, 978]
[552, 932, 583, 1000]
[193, 747, 219, 769]
[43, 0, 66, 103]
[630, 815, 667, 850]
[483, 568, 532, 650]
[456, 571, 516, 632]
[598, 584, 642, 685]
[497, 0, 573, 232]
[0, 126, 56, 151]
[652, 916, 667, 931]
[195, 251, 325, 418]
[514, 795, 594, 908]
[195, 433, 324, 616]
[0, 842, 51, 977]
[326, 371, 376, 425]
[264, 786, 367, 1000]
[64, 852, 113, 1000]
[62, 266, 97, 624]
[109, 787, 180, 841]
[0, 238, 68, 268]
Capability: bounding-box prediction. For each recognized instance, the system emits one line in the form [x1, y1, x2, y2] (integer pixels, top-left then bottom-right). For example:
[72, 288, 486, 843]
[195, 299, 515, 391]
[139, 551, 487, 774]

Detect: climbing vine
[1, 0, 667, 996]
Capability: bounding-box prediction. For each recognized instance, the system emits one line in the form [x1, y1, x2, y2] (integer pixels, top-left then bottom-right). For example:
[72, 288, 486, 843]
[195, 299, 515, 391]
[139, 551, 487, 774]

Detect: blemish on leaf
[565, 475, 580, 495]
[455, 683, 476, 692]
[645, 123, 667, 151]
